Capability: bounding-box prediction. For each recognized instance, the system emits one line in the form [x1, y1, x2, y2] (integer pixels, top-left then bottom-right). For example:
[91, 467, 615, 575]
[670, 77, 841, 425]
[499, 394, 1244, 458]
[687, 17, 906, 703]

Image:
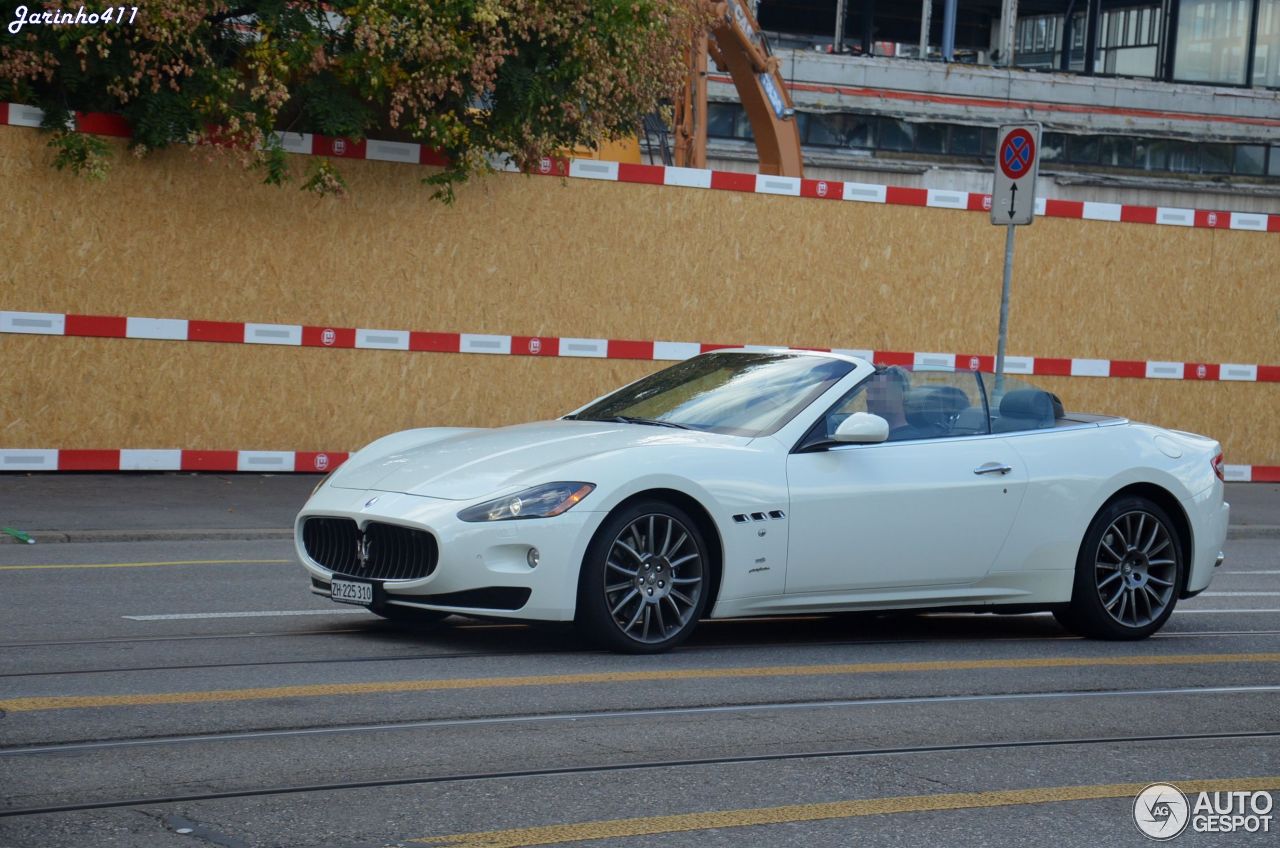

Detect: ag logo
[313, 453, 329, 472]
[539, 157, 552, 174]
[529, 337, 542, 354]
[969, 356, 981, 371]
[816, 181, 828, 197]
[982, 194, 993, 211]
[1195, 363, 1207, 379]
[1134, 783, 1190, 840]
[333, 139, 347, 156]
[321, 328, 336, 346]
[1206, 212, 1218, 227]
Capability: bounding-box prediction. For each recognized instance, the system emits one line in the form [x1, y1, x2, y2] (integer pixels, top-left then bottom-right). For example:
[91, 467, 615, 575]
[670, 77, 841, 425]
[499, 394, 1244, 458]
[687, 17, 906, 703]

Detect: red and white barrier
[2, 309, 1276, 383]
[0, 449, 346, 474]
[0, 449, 1275, 480]
[2, 102, 1278, 233]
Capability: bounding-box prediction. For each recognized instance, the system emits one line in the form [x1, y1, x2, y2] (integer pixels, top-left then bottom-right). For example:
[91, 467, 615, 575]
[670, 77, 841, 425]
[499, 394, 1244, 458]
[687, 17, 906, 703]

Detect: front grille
[302, 516, 439, 581]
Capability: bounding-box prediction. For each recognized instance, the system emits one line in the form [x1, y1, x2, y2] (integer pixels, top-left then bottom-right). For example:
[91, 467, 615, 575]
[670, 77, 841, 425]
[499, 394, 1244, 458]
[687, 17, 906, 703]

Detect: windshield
[568, 352, 854, 437]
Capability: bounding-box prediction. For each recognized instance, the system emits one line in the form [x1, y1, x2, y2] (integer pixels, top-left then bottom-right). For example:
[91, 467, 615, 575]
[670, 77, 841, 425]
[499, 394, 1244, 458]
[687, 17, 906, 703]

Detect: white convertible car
[297, 350, 1229, 652]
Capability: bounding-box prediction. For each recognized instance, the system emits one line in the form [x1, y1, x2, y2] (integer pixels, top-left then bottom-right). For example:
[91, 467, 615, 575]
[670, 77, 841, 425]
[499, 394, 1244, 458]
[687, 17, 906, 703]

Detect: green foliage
[47, 130, 111, 180]
[0, 0, 710, 199]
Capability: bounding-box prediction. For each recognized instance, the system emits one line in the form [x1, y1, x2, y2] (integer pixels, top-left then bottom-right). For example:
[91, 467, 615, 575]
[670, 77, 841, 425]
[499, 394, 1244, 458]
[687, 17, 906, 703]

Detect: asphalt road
[1, 522, 1278, 847]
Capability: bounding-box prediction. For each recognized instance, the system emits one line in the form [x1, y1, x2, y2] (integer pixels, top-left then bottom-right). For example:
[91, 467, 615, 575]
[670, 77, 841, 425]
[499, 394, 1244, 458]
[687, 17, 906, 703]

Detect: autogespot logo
[1133, 784, 1275, 839]
[1134, 783, 1190, 840]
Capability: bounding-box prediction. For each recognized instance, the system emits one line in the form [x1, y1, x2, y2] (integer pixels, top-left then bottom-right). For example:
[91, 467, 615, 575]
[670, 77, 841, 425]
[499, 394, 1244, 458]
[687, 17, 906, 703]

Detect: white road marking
[1199, 592, 1280, 597]
[123, 609, 370, 621]
[1221, 571, 1280, 576]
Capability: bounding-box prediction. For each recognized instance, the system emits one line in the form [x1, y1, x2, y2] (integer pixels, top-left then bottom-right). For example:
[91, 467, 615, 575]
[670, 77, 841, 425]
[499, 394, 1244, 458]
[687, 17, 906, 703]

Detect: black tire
[371, 604, 451, 629]
[576, 499, 711, 654]
[1054, 496, 1184, 640]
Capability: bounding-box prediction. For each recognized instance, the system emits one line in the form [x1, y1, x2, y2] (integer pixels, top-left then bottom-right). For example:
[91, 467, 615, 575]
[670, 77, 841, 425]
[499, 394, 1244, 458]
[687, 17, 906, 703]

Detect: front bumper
[296, 485, 602, 622]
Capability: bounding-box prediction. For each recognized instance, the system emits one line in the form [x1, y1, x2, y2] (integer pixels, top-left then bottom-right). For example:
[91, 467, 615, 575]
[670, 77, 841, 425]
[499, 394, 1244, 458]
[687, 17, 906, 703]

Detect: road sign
[991, 123, 1040, 226]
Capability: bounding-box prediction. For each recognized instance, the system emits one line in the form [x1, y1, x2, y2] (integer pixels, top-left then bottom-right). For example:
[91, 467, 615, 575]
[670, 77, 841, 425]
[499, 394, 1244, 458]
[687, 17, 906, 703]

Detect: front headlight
[457, 482, 596, 522]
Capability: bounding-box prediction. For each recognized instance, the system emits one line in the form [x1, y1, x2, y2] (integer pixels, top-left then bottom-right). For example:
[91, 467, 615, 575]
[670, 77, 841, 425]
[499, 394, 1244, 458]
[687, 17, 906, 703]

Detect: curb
[0, 528, 294, 545]
[1, 527, 1276, 545]
[1227, 526, 1280, 539]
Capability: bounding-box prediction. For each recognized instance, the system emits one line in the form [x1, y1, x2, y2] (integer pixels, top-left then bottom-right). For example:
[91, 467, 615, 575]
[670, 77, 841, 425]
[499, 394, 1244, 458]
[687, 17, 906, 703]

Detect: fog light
[526, 547, 540, 568]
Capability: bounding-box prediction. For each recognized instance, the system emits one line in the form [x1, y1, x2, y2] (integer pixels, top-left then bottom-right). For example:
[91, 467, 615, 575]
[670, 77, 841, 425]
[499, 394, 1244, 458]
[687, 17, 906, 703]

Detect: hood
[330, 420, 736, 500]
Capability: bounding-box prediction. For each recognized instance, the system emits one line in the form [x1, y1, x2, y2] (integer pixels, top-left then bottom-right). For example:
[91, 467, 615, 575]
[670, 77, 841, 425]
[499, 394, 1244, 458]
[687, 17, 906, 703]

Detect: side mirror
[833, 412, 889, 444]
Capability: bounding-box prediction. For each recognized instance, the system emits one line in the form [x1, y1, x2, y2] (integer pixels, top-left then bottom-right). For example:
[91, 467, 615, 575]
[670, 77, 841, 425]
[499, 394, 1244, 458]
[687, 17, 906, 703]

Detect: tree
[0, 0, 708, 198]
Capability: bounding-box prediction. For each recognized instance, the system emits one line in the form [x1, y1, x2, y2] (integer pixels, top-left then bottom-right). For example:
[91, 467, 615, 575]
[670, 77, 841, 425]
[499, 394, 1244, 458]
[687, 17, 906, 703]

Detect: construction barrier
[0, 115, 1276, 471]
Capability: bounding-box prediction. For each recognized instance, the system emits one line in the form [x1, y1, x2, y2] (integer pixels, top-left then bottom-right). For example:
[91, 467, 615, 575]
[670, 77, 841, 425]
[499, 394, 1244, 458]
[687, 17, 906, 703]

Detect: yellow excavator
[577, 0, 804, 178]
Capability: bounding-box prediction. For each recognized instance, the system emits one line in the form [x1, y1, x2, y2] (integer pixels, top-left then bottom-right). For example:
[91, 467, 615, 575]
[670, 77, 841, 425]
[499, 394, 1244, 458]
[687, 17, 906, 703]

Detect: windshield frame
[565, 351, 856, 438]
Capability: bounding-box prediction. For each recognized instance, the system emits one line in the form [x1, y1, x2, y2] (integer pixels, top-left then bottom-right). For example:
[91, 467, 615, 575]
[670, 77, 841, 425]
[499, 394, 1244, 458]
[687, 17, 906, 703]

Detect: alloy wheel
[1094, 510, 1177, 628]
[602, 513, 704, 645]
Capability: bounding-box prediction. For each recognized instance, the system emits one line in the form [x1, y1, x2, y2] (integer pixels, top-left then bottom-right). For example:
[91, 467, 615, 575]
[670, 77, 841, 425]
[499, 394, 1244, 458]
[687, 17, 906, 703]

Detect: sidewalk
[0, 473, 313, 543]
[0, 474, 1276, 543]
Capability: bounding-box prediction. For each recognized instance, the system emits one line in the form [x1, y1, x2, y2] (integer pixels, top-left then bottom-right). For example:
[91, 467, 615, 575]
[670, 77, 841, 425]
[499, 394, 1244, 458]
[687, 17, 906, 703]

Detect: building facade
[703, 1, 1280, 211]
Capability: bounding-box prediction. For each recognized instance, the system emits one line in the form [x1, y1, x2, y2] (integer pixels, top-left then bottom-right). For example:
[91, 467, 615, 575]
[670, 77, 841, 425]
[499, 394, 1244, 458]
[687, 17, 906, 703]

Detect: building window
[915, 123, 947, 154]
[1134, 139, 1169, 170]
[1099, 136, 1135, 168]
[980, 128, 997, 158]
[706, 103, 752, 140]
[1166, 140, 1202, 172]
[1235, 145, 1267, 174]
[1039, 133, 1066, 163]
[773, 111, 1276, 181]
[1068, 135, 1101, 164]
[1174, 0, 1253, 85]
[1256, 0, 1280, 87]
[878, 118, 914, 152]
[805, 113, 875, 149]
[1101, 5, 1161, 77]
[1201, 142, 1234, 173]
[949, 125, 983, 156]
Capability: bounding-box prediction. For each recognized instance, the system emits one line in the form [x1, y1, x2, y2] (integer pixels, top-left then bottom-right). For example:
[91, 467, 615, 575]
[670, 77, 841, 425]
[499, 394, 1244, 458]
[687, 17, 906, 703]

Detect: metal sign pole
[990, 122, 1039, 401]
[994, 223, 1016, 397]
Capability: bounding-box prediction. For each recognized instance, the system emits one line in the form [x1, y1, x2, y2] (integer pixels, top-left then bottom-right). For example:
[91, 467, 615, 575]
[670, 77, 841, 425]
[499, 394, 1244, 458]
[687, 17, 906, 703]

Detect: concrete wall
[1, 128, 1276, 464]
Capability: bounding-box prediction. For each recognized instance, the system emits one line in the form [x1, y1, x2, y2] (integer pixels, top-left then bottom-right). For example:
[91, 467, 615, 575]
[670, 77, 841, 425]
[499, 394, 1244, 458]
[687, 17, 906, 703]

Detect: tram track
[4, 627, 1278, 680]
[4, 726, 1277, 818]
[3, 684, 1276, 757]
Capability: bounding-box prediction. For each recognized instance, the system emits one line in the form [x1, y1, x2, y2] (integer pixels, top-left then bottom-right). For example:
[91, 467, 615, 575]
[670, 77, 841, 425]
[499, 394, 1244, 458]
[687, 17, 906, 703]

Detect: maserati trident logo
[355, 534, 371, 570]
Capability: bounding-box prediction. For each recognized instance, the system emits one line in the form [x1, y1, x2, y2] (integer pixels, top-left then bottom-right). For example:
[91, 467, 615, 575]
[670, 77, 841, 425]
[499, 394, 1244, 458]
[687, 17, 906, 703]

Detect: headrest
[998, 389, 1062, 424]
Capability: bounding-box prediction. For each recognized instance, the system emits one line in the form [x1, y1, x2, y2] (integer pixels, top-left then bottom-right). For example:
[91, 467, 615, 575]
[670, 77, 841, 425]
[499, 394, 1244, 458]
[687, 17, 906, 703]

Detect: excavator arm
[675, 0, 804, 178]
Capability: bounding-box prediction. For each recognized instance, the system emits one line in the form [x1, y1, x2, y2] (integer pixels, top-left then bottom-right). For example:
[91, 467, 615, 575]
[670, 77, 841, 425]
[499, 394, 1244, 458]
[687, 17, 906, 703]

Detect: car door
[783, 368, 1028, 594]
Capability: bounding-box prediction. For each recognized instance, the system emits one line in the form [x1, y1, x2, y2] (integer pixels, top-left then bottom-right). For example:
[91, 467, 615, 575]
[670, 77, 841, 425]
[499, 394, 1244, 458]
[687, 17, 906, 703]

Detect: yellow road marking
[0, 559, 291, 571]
[2, 652, 1278, 713]
[413, 777, 1280, 847]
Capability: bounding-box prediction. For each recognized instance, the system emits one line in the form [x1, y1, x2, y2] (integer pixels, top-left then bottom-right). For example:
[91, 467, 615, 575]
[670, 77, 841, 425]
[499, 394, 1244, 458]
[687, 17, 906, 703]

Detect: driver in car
[865, 366, 910, 439]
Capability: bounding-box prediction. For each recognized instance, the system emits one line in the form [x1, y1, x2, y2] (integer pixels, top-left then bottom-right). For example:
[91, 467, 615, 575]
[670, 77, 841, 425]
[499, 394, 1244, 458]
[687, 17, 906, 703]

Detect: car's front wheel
[1054, 496, 1184, 640]
[577, 500, 710, 653]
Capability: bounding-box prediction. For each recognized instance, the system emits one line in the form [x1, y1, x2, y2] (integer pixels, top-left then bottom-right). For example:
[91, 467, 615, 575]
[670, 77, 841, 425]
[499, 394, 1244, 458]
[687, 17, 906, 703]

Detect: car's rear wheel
[577, 500, 710, 654]
[1054, 496, 1184, 640]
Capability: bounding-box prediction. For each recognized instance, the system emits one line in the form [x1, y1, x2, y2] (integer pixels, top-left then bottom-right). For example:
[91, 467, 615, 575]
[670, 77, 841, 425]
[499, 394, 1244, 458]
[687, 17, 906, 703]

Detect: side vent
[734, 511, 787, 524]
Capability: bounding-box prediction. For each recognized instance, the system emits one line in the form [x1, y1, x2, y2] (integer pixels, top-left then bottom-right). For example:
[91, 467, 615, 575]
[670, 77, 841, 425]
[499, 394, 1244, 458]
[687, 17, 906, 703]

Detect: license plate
[331, 578, 373, 606]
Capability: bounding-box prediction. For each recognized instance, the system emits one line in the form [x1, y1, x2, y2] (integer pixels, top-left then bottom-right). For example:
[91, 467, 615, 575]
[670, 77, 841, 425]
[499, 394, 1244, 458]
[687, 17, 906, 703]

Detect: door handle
[974, 462, 1013, 476]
